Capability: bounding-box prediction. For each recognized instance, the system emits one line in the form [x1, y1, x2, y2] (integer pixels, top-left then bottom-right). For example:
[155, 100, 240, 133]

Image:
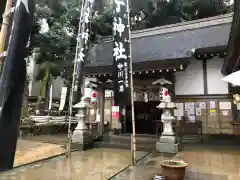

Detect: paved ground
[10, 135, 240, 180]
[14, 139, 66, 167]
[21, 134, 69, 145]
[110, 145, 240, 180]
[1, 148, 147, 180]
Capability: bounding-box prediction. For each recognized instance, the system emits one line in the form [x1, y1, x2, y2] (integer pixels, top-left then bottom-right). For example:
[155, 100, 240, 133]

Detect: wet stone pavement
[14, 139, 66, 167]
[0, 148, 147, 180]
[2, 137, 240, 180]
[110, 145, 240, 180]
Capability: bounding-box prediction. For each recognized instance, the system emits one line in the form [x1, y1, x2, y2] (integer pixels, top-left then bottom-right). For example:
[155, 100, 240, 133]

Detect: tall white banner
[59, 87, 68, 111]
[48, 85, 53, 110]
[27, 49, 37, 96]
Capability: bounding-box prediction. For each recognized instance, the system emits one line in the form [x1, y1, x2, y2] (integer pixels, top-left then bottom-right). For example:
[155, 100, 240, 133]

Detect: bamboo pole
[66, 0, 85, 158]
[0, 0, 13, 65]
[126, 0, 137, 166]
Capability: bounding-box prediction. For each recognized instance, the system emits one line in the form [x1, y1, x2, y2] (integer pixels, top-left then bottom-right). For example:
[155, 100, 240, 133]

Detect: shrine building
[32, 13, 240, 137]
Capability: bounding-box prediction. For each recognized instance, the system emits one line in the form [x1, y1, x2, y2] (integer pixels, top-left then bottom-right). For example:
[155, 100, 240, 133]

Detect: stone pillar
[99, 87, 105, 136]
[72, 97, 93, 150]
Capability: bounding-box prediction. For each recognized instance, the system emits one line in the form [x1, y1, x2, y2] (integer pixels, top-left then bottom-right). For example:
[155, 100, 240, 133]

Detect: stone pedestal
[72, 97, 93, 150]
[156, 137, 179, 154]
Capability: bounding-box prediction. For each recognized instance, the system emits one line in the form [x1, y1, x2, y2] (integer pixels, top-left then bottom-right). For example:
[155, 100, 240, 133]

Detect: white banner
[27, 49, 37, 96]
[222, 70, 240, 86]
[59, 87, 68, 111]
[48, 85, 53, 110]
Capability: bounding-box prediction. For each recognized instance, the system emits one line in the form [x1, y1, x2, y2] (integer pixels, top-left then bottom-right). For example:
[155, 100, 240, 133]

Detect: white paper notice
[222, 110, 228, 116]
[199, 102, 206, 109]
[219, 102, 231, 110]
[185, 102, 194, 114]
[188, 103, 195, 110]
[210, 101, 216, 109]
[175, 103, 184, 117]
[196, 108, 201, 116]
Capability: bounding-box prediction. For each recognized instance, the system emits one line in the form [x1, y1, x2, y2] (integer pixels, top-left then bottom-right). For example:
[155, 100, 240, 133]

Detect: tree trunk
[36, 68, 50, 114]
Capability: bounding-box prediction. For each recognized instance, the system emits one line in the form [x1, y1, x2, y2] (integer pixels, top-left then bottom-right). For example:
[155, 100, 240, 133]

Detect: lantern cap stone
[84, 82, 98, 89]
[106, 79, 113, 83]
[152, 78, 172, 85]
[73, 96, 94, 108]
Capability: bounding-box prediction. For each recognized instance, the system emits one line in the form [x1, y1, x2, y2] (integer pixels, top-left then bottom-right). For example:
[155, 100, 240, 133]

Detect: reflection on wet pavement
[0, 148, 147, 180]
[110, 145, 240, 180]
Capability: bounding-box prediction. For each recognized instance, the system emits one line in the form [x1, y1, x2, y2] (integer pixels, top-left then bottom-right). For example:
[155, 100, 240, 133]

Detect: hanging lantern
[160, 87, 171, 103]
[90, 90, 98, 104]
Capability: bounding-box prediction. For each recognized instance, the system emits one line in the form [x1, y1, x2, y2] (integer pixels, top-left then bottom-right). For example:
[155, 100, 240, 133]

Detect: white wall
[175, 60, 204, 95]
[207, 57, 228, 94]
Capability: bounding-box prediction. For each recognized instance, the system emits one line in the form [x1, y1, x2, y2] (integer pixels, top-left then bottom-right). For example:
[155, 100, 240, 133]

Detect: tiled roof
[86, 14, 232, 67]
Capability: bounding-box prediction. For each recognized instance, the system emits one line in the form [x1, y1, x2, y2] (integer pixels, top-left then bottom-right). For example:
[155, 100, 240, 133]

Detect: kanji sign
[112, 0, 131, 106]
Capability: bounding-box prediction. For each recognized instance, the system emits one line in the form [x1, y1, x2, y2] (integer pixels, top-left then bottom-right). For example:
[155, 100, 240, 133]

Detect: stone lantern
[71, 81, 98, 150]
[152, 78, 179, 154]
[71, 96, 94, 149]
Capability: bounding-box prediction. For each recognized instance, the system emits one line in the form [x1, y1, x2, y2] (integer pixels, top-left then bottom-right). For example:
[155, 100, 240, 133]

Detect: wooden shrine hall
[62, 13, 238, 136]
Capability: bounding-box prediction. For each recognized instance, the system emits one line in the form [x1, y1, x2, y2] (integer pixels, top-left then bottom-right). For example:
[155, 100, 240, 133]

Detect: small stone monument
[152, 78, 179, 154]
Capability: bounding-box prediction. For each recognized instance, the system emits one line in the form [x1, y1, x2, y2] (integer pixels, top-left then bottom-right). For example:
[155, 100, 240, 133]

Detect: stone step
[94, 141, 155, 152]
[106, 135, 204, 146]
[107, 134, 157, 144]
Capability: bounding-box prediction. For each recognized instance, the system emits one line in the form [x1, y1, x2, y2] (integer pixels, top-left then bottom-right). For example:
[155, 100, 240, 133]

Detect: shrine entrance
[123, 72, 175, 135]
[125, 101, 163, 135]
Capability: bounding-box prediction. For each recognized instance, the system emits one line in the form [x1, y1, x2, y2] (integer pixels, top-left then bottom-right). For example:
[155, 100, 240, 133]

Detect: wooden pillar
[123, 106, 127, 133]
[99, 87, 105, 136]
[202, 58, 208, 94]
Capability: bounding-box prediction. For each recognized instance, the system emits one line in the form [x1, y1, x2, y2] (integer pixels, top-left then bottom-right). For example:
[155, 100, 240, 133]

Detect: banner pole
[66, 0, 85, 158]
[126, 0, 136, 166]
[66, 0, 95, 157]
